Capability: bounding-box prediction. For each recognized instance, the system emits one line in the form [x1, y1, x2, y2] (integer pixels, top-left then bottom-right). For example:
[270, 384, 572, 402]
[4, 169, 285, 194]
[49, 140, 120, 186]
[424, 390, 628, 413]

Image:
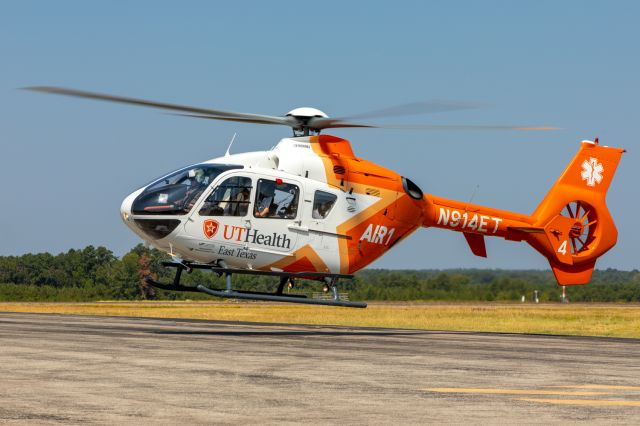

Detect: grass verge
[1, 301, 639, 338]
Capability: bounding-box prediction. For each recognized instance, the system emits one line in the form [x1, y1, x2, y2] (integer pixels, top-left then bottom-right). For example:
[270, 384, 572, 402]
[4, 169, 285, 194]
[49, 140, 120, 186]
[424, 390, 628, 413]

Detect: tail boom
[424, 196, 536, 240]
[421, 139, 624, 286]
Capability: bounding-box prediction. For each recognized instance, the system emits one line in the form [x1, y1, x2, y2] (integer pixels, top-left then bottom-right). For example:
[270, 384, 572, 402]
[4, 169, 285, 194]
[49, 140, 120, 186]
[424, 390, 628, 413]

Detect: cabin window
[312, 191, 337, 219]
[199, 176, 252, 216]
[254, 178, 299, 219]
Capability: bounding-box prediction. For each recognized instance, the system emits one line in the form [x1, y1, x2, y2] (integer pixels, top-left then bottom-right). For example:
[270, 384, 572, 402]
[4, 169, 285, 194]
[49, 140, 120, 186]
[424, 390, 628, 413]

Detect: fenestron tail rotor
[22, 86, 558, 136]
[560, 200, 598, 256]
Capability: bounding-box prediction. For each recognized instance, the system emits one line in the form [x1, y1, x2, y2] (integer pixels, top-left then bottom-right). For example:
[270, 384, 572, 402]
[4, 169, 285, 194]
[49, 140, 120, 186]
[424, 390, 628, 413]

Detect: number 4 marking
[558, 240, 568, 256]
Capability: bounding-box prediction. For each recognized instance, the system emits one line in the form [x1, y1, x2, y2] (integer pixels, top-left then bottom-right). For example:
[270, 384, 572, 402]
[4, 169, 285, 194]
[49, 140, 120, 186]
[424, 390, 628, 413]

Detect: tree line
[0, 245, 638, 302]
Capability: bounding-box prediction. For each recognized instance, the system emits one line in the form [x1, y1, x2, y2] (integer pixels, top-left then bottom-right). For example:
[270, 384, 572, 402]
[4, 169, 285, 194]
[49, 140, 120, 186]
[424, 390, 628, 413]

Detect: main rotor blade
[308, 117, 558, 131]
[340, 100, 483, 121]
[370, 124, 560, 131]
[22, 86, 290, 126]
[171, 113, 297, 126]
[24, 86, 558, 132]
[305, 117, 375, 129]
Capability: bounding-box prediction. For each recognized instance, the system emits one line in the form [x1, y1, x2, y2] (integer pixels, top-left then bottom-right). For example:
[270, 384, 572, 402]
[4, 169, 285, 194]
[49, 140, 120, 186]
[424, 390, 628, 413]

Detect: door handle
[288, 224, 309, 232]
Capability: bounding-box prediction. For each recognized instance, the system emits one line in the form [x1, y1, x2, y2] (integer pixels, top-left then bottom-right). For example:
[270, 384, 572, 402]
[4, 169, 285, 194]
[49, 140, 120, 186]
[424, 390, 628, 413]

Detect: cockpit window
[132, 164, 241, 215]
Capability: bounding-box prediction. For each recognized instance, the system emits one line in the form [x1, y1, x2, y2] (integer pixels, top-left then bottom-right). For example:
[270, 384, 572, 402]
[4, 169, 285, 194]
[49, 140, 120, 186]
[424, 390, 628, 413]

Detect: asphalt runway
[1, 313, 639, 424]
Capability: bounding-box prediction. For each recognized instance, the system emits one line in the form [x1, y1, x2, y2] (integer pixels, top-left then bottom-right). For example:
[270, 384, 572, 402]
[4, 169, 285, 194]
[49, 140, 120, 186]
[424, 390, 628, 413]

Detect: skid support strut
[145, 261, 367, 308]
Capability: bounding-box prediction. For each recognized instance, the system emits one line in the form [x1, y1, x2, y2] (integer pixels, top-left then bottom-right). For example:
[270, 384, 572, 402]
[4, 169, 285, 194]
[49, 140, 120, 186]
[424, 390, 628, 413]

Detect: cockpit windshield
[132, 164, 241, 215]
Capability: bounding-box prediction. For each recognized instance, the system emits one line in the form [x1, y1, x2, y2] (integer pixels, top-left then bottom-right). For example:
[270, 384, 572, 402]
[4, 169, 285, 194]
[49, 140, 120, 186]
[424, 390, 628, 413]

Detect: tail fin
[528, 139, 625, 285]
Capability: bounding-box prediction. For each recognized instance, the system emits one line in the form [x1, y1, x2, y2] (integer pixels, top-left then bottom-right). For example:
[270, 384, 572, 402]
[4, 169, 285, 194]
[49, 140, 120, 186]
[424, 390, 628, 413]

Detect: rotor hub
[285, 107, 328, 119]
[569, 221, 584, 238]
[286, 107, 329, 136]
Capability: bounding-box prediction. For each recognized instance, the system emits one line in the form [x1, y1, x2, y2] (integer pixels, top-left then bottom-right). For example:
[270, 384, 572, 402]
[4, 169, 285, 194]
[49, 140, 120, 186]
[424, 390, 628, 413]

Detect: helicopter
[25, 86, 625, 308]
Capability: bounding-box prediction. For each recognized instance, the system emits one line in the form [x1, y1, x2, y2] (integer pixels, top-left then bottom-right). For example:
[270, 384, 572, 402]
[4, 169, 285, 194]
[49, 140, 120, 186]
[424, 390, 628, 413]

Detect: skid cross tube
[146, 261, 367, 308]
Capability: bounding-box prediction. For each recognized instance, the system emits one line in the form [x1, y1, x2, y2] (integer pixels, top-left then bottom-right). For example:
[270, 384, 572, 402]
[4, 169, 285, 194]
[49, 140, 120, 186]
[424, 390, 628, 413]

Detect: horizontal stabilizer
[507, 226, 545, 234]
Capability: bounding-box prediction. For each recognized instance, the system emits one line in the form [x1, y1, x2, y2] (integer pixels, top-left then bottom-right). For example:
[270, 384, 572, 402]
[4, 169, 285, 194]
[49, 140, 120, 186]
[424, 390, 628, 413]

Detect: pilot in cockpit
[181, 168, 207, 209]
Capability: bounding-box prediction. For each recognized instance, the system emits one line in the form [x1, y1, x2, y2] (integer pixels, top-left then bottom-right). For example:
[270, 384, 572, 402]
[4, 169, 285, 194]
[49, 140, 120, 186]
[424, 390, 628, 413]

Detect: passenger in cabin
[233, 187, 251, 216]
[312, 191, 337, 219]
[255, 179, 299, 219]
[312, 202, 330, 219]
[255, 195, 273, 217]
[255, 182, 275, 218]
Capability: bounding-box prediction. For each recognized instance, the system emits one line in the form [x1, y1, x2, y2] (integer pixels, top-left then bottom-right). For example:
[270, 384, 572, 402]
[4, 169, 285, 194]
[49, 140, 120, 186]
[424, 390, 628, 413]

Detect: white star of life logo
[581, 157, 604, 187]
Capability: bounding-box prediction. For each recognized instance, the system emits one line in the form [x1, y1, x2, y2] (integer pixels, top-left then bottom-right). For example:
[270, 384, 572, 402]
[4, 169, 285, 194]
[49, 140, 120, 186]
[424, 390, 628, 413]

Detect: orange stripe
[425, 388, 607, 396]
[518, 398, 640, 407]
[262, 244, 329, 273]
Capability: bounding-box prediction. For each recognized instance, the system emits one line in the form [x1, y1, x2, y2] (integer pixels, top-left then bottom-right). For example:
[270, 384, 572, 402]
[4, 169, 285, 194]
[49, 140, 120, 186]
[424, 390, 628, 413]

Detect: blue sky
[1, 1, 638, 270]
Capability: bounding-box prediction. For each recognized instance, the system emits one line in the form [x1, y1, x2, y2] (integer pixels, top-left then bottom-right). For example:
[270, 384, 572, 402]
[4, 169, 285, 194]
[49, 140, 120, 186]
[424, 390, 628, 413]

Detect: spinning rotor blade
[365, 123, 559, 131]
[305, 100, 484, 130]
[307, 117, 557, 131]
[339, 100, 482, 121]
[310, 101, 555, 131]
[171, 113, 296, 126]
[24, 86, 558, 132]
[22, 86, 290, 126]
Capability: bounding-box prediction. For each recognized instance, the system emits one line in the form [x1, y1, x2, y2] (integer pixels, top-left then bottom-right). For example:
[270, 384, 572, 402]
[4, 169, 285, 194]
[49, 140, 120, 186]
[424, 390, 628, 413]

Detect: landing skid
[145, 261, 367, 308]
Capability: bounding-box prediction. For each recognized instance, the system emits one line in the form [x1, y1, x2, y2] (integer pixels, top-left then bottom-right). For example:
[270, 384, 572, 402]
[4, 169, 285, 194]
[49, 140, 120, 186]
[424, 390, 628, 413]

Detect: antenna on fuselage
[225, 133, 237, 157]
[467, 184, 480, 207]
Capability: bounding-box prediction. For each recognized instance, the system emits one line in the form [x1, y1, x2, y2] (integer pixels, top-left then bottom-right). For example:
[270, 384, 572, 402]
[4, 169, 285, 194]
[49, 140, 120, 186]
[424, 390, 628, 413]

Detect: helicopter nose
[120, 189, 142, 224]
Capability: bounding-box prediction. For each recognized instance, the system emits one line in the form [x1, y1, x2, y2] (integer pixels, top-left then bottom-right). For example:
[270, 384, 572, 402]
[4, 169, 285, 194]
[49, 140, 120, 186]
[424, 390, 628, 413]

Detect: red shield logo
[203, 219, 219, 239]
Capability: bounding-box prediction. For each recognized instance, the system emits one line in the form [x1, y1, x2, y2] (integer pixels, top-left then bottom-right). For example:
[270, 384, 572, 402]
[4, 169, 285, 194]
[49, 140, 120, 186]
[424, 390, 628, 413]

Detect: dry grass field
[1, 301, 639, 338]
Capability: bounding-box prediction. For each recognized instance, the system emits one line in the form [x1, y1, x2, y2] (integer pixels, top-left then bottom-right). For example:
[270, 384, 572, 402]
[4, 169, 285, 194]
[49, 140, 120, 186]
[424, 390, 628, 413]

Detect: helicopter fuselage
[26, 85, 625, 302]
[121, 135, 425, 275]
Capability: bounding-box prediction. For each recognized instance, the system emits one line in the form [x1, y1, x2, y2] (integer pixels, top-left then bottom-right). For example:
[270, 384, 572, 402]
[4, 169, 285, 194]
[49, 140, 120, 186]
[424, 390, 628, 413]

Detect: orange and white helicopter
[26, 87, 625, 308]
